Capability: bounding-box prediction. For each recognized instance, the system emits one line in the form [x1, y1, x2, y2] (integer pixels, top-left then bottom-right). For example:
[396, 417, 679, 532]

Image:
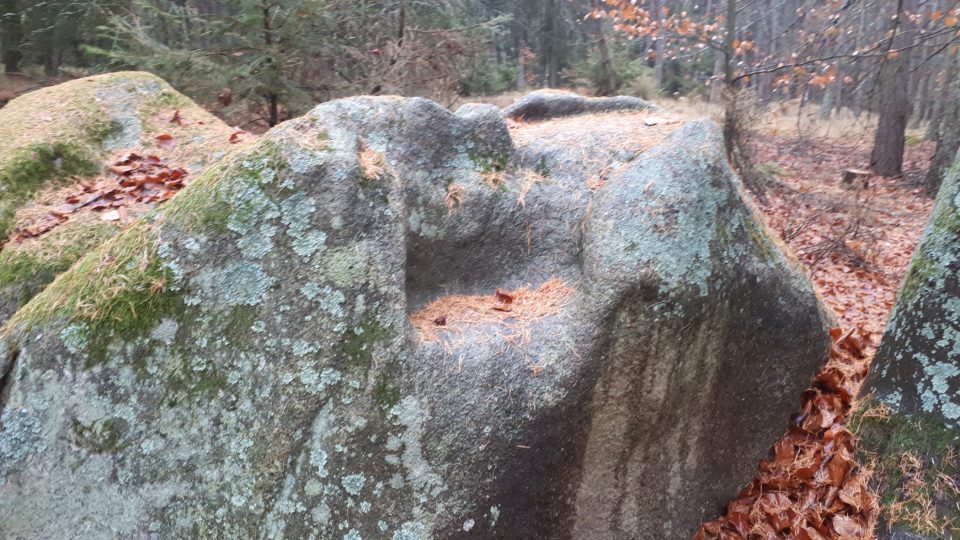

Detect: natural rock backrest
[857, 150, 960, 538]
[502, 89, 662, 121]
[0, 93, 829, 539]
[0, 72, 238, 325]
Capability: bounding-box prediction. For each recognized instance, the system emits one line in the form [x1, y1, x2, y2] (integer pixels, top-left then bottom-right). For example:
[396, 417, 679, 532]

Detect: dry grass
[851, 400, 893, 423]
[879, 447, 960, 537]
[5, 138, 241, 247]
[458, 90, 931, 146]
[509, 110, 684, 154]
[887, 451, 947, 536]
[480, 169, 505, 189]
[517, 170, 548, 208]
[141, 111, 246, 170]
[649, 95, 930, 144]
[445, 183, 465, 214]
[586, 165, 612, 191]
[0, 75, 106, 162]
[358, 139, 387, 182]
[508, 110, 686, 186]
[410, 277, 574, 352]
[0, 72, 241, 170]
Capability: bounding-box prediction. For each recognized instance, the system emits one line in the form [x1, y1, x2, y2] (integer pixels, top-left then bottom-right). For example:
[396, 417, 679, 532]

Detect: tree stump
[841, 168, 871, 189]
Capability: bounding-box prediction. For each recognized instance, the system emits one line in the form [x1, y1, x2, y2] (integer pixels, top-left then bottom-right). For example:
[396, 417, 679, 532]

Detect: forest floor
[754, 136, 935, 344]
[696, 132, 936, 539]
[0, 73, 70, 105]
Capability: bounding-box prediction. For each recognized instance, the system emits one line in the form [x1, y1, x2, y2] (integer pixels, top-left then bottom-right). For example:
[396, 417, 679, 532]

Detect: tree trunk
[42, 50, 58, 77]
[652, 0, 665, 89]
[925, 79, 960, 193]
[926, 58, 956, 141]
[710, 51, 724, 104]
[267, 93, 279, 127]
[869, 0, 918, 178]
[0, 0, 23, 73]
[721, 0, 737, 159]
[756, 0, 778, 102]
[261, 5, 281, 127]
[848, 2, 870, 118]
[542, 0, 559, 87]
[516, 45, 526, 91]
[588, 0, 616, 95]
[706, 0, 725, 104]
[910, 59, 932, 128]
[820, 82, 838, 121]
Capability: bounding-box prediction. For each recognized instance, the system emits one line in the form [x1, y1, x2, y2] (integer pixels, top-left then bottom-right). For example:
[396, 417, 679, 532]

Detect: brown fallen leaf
[827, 445, 854, 486]
[492, 288, 515, 312]
[218, 88, 232, 107]
[831, 515, 862, 536]
[169, 109, 190, 126]
[495, 288, 515, 304]
[155, 133, 176, 149]
[229, 130, 247, 144]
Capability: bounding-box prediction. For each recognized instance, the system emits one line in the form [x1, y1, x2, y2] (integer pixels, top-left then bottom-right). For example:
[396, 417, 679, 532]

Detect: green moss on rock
[70, 417, 127, 454]
[534, 156, 550, 178]
[87, 117, 123, 146]
[852, 400, 960, 537]
[0, 251, 69, 315]
[0, 221, 118, 287]
[158, 353, 228, 408]
[224, 305, 259, 345]
[337, 319, 391, 371]
[4, 223, 181, 367]
[467, 144, 508, 174]
[373, 376, 401, 411]
[166, 140, 287, 234]
[898, 250, 937, 304]
[0, 252, 61, 293]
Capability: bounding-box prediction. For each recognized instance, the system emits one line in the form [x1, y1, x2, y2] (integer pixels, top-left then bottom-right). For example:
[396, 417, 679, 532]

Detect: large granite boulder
[856, 151, 960, 539]
[0, 72, 240, 325]
[501, 89, 662, 121]
[0, 92, 830, 538]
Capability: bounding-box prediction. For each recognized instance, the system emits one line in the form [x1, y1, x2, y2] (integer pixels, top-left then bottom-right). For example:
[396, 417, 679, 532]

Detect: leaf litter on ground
[695, 134, 934, 539]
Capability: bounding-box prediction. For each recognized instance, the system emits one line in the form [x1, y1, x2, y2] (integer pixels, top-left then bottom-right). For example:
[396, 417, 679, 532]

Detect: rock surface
[857, 150, 960, 539]
[0, 91, 829, 538]
[501, 89, 662, 121]
[0, 72, 238, 325]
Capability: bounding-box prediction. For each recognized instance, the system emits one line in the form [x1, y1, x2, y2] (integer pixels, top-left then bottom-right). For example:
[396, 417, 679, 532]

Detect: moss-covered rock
[859, 148, 960, 539]
[853, 401, 960, 539]
[0, 219, 116, 323]
[0, 72, 241, 326]
[0, 93, 829, 539]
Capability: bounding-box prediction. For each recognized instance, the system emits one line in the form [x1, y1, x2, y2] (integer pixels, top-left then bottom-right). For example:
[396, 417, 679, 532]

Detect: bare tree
[869, 0, 920, 177]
